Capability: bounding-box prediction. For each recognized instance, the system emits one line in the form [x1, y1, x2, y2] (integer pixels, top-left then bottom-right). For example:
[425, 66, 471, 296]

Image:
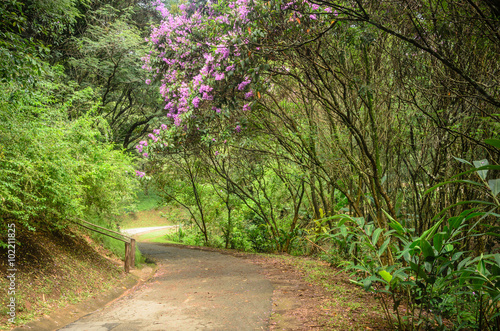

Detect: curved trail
[59, 242, 273, 330]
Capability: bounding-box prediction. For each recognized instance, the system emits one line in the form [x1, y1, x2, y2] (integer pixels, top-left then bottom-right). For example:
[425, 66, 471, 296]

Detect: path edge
[11, 265, 157, 331]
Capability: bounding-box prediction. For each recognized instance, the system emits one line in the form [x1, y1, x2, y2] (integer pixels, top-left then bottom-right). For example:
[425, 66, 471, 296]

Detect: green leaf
[477, 258, 487, 275]
[372, 228, 383, 246]
[488, 179, 500, 197]
[424, 261, 433, 273]
[473, 159, 489, 180]
[340, 224, 347, 238]
[484, 139, 500, 149]
[378, 238, 391, 257]
[431, 165, 500, 186]
[389, 221, 404, 235]
[433, 233, 444, 253]
[410, 261, 427, 280]
[494, 254, 500, 268]
[453, 156, 472, 166]
[420, 217, 444, 241]
[379, 269, 393, 283]
[362, 278, 372, 291]
[420, 239, 435, 258]
[424, 180, 484, 195]
[366, 224, 374, 236]
[355, 217, 365, 227]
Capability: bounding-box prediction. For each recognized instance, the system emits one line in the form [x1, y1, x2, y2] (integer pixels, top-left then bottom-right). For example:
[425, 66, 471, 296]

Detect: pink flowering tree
[136, 0, 340, 164]
[142, 0, 337, 130]
[135, 0, 339, 247]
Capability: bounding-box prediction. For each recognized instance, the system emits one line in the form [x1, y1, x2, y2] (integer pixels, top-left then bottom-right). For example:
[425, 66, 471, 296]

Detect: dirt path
[59, 242, 273, 330]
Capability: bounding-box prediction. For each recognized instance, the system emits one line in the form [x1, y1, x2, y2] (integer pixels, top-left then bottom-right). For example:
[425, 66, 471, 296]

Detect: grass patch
[133, 189, 164, 212]
[134, 227, 179, 244]
[116, 208, 175, 229]
[117, 189, 189, 229]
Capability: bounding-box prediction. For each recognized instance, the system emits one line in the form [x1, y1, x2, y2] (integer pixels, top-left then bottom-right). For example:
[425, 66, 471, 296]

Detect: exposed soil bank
[0, 224, 127, 330]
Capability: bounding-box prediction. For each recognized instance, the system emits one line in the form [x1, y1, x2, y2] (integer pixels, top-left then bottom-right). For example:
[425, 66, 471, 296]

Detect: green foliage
[0, 63, 138, 243]
[130, 189, 164, 212]
[328, 161, 500, 330]
[66, 1, 164, 149]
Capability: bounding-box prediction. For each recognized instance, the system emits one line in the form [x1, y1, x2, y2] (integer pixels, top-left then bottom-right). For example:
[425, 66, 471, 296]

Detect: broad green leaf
[473, 159, 489, 180]
[366, 224, 374, 236]
[424, 261, 432, 273]
[354, 217, 365, 227]
[420, 239, 434, 258]
[449, 215, 464, 230]
[443, 165, 500, 182]
[433, 233, 443, 252]
[420, 217, 444, 241]
[362, 278, 372, 291]
[381, 209, 395, 221]
[389, 221, 404, 234]
[495, 254, 500, 268]
[340, 224, 347, 238]
[372, 228, 383, 246]
[379, 269, 393, 283]
[410, 261, 428, 280]
[458, 256, 472, 270]
[488, 179, 500, 197]
[477, 258, 487, 275]
[484, 139, 500, 149]
[378, 238, 391, 257]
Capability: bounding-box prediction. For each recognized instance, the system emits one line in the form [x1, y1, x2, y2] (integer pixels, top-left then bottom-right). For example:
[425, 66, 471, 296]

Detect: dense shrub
[0, 66, 137, 244]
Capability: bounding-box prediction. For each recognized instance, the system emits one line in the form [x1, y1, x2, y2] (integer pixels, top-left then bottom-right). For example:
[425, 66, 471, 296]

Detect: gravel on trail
[58, 242, 274, 331]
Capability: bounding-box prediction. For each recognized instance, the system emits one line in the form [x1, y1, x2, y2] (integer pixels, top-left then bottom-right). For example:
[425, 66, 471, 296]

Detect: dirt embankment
[0, 223, 127, 330]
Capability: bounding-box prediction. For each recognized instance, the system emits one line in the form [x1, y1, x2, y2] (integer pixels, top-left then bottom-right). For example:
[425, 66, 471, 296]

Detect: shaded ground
[176, 245, 390, 330]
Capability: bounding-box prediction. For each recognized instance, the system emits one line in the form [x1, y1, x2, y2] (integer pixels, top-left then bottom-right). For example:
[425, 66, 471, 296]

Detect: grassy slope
[116, 190, 183, 229]
[0, 223, 127, 329]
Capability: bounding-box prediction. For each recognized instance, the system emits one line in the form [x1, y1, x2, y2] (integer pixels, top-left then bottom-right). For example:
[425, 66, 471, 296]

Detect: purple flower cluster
[135, 140, 148, 153]
[135, 123, 168, 158]
[142, 0, 339, 129]
[238, 77, 251, 90]
[148, 133, 159, 142]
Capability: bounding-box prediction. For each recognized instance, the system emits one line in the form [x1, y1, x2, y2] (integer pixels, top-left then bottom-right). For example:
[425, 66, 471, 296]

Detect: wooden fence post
[124, 242, 130, 273]
[69, 218, 136, 274]
[130, 238, 136, 269]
